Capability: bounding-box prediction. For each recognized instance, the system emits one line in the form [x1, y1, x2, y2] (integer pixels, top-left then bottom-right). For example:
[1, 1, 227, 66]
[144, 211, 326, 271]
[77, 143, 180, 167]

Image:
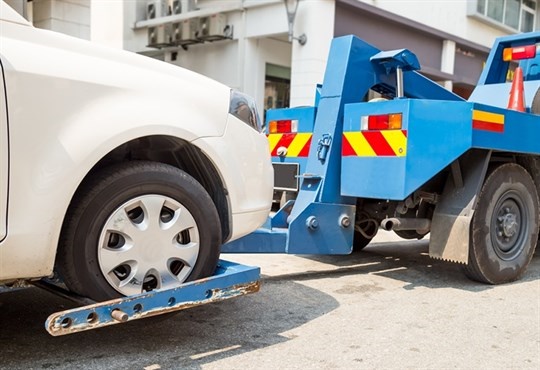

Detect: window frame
[469, 0, 538, 33]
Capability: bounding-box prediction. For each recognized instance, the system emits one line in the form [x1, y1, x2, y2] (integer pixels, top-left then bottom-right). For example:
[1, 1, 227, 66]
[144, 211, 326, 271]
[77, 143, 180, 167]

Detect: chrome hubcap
[98, 194, 199, 296]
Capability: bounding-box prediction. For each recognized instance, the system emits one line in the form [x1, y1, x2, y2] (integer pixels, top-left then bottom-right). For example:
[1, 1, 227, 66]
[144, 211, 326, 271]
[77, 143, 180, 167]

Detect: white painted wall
[289, 0, 335, 106]
[357, 0, 512, 47]
[90, 0, 124, 48]
[120, 0, 293, 112]
[32, 0, 90, 40]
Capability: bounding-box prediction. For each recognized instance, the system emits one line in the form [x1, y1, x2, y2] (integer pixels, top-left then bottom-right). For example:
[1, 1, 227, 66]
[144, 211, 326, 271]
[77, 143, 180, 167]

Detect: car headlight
[229, 90, 263, 132]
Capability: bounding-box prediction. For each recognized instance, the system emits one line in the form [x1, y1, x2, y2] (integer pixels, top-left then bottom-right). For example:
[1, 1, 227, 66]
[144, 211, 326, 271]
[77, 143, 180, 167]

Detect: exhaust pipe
[380, 217, 431, 234]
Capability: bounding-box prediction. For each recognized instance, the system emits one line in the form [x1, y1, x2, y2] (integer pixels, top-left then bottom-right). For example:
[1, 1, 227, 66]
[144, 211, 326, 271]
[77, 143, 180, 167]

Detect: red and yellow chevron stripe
[267, 133, 312, 157]
[472, 110, 504, 133]
[342, 130, 407, 157]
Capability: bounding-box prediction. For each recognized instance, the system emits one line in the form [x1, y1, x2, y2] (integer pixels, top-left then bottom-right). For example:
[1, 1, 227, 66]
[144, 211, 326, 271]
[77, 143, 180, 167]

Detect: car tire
[56, 161, 221, 301]
[463, 163, 539, 284]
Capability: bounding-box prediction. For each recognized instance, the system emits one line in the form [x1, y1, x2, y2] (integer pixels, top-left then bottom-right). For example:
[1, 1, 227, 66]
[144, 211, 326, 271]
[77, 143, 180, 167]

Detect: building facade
[5, 0, 540, 113]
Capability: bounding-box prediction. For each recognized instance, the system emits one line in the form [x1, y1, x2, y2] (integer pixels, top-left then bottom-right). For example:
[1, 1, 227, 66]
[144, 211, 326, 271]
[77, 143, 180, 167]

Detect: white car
[0, 2, 272, 301]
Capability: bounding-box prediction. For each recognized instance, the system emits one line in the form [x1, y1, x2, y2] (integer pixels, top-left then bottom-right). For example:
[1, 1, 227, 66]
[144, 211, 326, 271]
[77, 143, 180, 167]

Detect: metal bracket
[317, 134, 332, 162]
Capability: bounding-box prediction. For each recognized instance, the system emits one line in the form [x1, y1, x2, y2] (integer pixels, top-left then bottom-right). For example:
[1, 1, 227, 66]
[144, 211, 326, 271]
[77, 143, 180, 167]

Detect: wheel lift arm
[43, 260, 259, 336]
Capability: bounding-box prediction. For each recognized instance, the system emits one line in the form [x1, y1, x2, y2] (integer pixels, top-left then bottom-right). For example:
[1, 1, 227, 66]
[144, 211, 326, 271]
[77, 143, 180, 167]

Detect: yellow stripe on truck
[267, 133, 283, 153]
[287, 133, 312, 157]
[381, 130, 407, 157]
[344, 132, 376, 156]
[472, 110, 504, 124]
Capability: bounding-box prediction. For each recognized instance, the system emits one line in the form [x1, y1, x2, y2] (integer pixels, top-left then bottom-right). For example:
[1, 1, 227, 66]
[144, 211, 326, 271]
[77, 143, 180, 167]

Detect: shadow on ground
[294, 239, 540, 291]
[0, 276, 338, 370]
[1, 239, 538, 369]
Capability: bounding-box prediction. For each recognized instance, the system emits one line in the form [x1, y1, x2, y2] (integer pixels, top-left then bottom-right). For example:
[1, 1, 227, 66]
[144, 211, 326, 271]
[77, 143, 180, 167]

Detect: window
[476, 0, 537, 32]
[264, 64, 291, 118]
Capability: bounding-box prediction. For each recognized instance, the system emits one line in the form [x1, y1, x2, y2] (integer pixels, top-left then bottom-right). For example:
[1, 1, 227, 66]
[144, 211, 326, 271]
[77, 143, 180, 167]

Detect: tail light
[503, 45, 537, 61]
[361, 113, 402, 130]
[268, 119, 298, 134]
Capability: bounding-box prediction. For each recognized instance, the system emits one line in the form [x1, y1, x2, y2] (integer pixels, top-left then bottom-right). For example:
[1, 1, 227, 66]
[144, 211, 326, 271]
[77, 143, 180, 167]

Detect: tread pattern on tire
[56, 161, 221, 301]
[464, 163, 539, 284]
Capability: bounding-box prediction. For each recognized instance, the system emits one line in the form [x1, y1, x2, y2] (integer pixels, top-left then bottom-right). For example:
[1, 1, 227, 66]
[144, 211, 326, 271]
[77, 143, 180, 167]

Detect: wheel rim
[490, 190, 528, 261]
[97, 194, 200, 296]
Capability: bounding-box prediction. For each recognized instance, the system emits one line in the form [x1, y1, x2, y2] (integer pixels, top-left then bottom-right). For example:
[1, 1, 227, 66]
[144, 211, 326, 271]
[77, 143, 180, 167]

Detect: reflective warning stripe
[472, 110, 504, 133]
[342, 130, 407, 157]
[343, 132, 376, 156]
[267, 134, 283, 154]
[267, 133, 312, 157]
[287, 133, 312, 156]
[381, 130, 407, 156]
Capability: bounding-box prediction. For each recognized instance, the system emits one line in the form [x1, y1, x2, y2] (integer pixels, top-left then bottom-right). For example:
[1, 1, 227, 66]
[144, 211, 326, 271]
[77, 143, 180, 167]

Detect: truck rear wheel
[464, 163, 538, 284]
[57, 161, 221, 301]
[532, 87, 540, 115]
[353, 213, 378, 251]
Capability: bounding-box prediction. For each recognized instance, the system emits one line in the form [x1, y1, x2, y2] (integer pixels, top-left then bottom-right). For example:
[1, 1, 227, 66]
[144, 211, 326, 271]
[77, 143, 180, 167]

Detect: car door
[0, 59, 7, 241]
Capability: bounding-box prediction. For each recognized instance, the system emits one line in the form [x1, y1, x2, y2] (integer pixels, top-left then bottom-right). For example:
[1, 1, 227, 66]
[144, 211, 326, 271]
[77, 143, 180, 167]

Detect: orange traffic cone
[508, 66, 526, 112]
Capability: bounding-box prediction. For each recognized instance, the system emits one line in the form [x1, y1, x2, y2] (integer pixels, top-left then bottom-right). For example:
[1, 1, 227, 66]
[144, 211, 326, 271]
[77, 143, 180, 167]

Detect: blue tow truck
[46, 31, 540, 335]
[224, 31, 540, 285]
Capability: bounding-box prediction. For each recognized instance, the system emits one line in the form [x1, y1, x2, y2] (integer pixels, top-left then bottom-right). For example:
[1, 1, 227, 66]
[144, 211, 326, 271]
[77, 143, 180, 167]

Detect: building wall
[13, 0, 537, 110]
[289, 0, 335, 106]
[357, 0, 522, 47]
[121, 0, 293, 113]
[32, 0, 90, 40]
[90, 0, 123, 49]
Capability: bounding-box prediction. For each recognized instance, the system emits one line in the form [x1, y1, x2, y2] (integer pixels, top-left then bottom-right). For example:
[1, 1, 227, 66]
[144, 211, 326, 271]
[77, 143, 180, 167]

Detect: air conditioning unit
[179, 18, 199, 45]
[198, 14, 232, 41]
[181, 0, 197, 12]
[148, 25, 171, 48]
[170, 0, 181, 15]
[147, 0, 168, 19]
[171, 23, 182, 45]
[147, 0, 171, 48]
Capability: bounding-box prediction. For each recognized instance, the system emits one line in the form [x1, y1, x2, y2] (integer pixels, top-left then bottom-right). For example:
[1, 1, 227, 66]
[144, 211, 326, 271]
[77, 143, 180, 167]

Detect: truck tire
[464, 163, 539, 284]
[56, 161, 221, 301]
[353, 214, 378, 251]
[353, 231, 372, 251]
[532, 88, 540, 115]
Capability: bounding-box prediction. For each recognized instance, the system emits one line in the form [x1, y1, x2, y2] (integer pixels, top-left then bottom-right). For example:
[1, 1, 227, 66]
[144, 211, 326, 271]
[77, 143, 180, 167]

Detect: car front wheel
[56, 161, 221, 301]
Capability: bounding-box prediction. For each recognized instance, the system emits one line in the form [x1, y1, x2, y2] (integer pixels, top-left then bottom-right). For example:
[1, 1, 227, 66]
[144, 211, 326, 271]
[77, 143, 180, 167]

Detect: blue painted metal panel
[287, 202, 354, 254]
[220, 227, 288, 253]
[266, 107, 316, 192]
[266, 106, 316, 134]
[341, 99, 473, 200]
[223, 201, 354, 254]
[476, 31, 540, 86]
[471, 103, 540, 154]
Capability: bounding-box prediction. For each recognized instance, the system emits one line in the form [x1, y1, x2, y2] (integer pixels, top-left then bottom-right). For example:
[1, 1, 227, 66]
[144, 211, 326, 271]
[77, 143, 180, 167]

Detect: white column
[441, 39, 456, 91]
[90, 0, 124, 48]
[289, 0, 335, 107]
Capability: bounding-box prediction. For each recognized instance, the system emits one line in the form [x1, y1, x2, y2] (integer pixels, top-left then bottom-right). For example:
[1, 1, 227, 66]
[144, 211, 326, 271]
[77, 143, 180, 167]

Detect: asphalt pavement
[0, 231, 538, 369]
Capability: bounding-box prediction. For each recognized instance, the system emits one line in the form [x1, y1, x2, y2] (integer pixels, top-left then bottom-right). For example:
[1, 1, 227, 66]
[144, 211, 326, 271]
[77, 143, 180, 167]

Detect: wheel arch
[66, 135, 231, 244]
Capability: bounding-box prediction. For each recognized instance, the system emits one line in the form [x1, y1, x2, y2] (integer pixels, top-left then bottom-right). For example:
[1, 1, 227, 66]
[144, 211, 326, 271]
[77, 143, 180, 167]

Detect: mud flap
[429, 149, 491, 263]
